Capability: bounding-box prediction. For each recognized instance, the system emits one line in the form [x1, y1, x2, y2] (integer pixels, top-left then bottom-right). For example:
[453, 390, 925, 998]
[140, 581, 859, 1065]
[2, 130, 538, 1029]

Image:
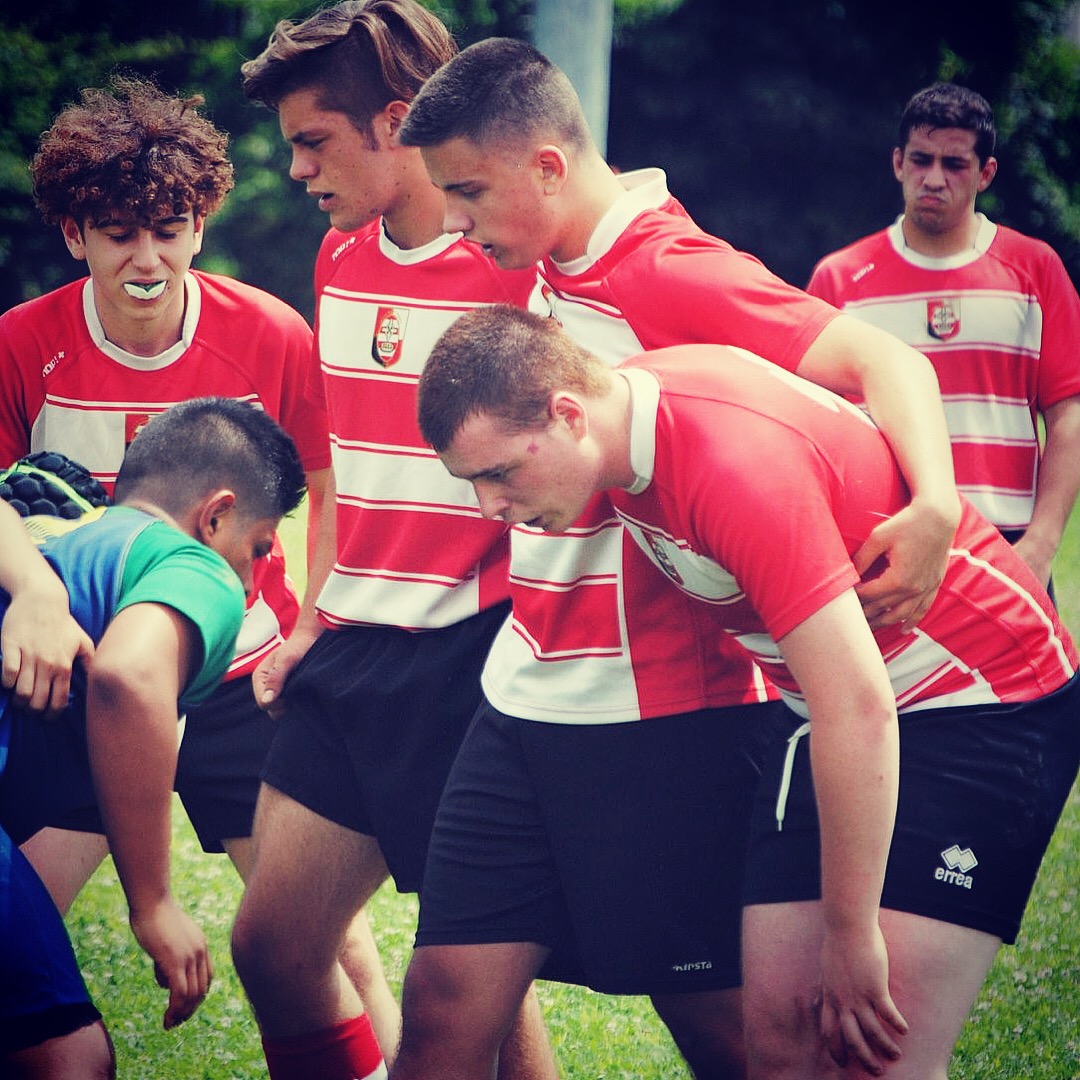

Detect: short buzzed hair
[418, 305, 610, 452]
[899, 83, 996, 165]
[400, 36, 593, 152]
[115, 397, 306, 521]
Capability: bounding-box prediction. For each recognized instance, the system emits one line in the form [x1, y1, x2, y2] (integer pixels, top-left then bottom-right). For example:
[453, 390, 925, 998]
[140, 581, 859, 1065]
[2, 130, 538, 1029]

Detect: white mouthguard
[123, 280, 167, 300]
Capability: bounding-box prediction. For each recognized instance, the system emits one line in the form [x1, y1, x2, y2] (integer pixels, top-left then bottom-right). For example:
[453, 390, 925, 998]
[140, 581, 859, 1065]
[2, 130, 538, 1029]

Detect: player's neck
[598, 375, 636, 491]
[901, 211, 981, 258]
[96, 300, 185, 359]
[549, 158, 627, 264]
[382, 165, 450, 251]
[114, 496, 180, 532]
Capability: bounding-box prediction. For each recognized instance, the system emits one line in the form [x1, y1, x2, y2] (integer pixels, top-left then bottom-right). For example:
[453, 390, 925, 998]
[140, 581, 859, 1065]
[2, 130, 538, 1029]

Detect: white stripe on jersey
[333, 440, 483, 517]
[318, 565, 482, 631]
[941, 395, 1035, 442]
[838, 289, 1043, 355]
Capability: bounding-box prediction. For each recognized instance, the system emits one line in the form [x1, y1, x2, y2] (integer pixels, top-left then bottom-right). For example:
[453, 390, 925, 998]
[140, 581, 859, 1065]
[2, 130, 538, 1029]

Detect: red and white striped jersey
[612, 346, 1077, 714]
[310, 221, 535, 630]
[479, 169, 839, 723]
[808, 215, 1080, 529]
[0, 271, 328, 678]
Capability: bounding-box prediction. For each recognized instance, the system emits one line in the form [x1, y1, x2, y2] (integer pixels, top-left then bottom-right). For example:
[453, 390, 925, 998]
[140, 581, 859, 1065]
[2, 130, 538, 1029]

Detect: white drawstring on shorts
[775, 720, 811, 832]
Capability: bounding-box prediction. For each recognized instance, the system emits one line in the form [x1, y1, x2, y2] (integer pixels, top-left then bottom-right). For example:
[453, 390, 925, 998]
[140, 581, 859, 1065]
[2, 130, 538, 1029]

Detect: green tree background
[2, 0, 1078, 324]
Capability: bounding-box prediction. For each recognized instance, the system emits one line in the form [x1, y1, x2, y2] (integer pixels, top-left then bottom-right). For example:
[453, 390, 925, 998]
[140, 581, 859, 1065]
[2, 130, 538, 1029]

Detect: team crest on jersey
[372, 306, 409, 367]
[644, 532, 684, 585]
[125, 411, 155, 446]
[927, 298, 961, 341]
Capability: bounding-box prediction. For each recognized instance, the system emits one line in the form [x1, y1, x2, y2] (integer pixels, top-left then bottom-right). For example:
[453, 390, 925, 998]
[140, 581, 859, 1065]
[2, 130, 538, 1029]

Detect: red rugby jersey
[809, 216, 1080, 530]
[310, 220, 535, 630]
[0, 271, 328, 678]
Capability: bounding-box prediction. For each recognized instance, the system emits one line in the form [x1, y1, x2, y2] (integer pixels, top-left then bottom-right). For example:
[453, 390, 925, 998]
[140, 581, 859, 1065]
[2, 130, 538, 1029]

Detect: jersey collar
[552, 167, 671, 276]
[620, 365, 661, 494]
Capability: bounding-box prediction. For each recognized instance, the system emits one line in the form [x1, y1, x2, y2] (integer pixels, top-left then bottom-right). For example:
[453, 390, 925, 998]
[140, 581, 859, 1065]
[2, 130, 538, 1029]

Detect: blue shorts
[0, 825, 101, 1053]
[744, 676, 1080, 943]
[261, 604, 509, 893]
[416, 699, 787, 995]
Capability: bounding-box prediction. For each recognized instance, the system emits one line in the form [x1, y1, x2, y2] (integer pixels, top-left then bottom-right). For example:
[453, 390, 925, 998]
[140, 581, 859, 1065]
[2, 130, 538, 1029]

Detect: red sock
[262, 1013, 386, 1080]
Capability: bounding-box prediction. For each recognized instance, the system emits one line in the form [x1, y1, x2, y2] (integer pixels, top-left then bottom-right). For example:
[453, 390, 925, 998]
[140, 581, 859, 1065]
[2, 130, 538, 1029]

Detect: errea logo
[935, 845, 978, 889]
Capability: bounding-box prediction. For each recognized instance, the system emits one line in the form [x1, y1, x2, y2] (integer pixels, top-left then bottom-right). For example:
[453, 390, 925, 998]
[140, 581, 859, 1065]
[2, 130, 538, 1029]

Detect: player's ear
[384, 100, 411, 143]
[192, 214, 206, 256]
[978, 155, 998, 192]
[892, 146, 904, 182]
[196, 490, 237, 543]
[551, 391, 588, 439]
[61, 217, 87, 261]
[536, 145, 570, 194]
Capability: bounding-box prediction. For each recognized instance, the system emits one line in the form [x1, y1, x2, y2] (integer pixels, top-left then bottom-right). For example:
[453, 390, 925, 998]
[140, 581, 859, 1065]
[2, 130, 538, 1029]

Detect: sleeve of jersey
[113, 526, 247, 708]
[609, 228, 838, 371]
[308, 228, 358, 413]
[0, 307, 36, 465]
[275, 310, 330, 473]
[805, 256, 842, 305]
[1033, 247, 1080, 409]
[674, 404, 859, 642]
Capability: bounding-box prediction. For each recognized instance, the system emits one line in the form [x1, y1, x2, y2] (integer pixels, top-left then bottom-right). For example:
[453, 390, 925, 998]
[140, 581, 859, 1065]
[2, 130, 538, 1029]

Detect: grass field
[66, 501, 1080, 1078]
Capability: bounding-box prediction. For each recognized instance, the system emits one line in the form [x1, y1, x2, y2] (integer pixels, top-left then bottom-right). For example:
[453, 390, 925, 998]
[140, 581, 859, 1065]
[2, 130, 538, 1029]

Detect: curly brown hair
[31, 75, 235, 227]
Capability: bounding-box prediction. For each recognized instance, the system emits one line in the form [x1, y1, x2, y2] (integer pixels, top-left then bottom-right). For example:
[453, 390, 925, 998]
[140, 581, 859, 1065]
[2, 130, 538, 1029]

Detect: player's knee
[651, 992, 746, 1080]
[231, 894, 282, 988]
[8, 1019, 116, 1080]
[399, 948, 470, 1035]
[742, 985, 818, 1080]
[337, 921, 385, 994]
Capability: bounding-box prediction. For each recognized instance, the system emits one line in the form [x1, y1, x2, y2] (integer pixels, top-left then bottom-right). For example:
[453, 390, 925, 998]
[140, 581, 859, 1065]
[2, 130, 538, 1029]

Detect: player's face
[893, 126, 996, 243]
[441, 411, 594, 533]
[279, 88, 398, 233]
[62, 211, 203, 347]
[421, 137, 559, 269]
[206, 512, 278, 595]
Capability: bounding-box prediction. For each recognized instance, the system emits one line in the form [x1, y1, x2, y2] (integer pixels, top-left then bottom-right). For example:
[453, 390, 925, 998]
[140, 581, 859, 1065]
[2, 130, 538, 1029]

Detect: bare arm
[0, 500, 94, 713]
[302, 466, 330, 568]
[253, 464, 337, 714]
[1013, 395, 1080, 587]
[777, 588, 907, 1073]
[86, 601, 210, 1030]
[796, 314, 961, 629]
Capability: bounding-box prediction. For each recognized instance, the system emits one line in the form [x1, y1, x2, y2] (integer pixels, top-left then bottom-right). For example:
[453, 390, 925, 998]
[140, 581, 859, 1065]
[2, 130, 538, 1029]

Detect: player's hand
[252, 626, 321, 719]
[1009, 532, 1055, 590]
[852, 498, 957, 629]
[818, 922, 908, 1075]
[1, 586, 94, 715]
[129, 897, 212, 1030]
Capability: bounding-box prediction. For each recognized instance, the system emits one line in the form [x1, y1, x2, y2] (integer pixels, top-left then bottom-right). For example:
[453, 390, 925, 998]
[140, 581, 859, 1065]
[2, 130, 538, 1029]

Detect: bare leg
[6, 1019, 114, 1080]
[496, 984, 559, 1080]
[22, 810, 400, 1062]
[742, 901, 1001, 1080]
[333, 900, 404, 1059]
[226, 830, 400, 1057]
[391, 942, 552, 1080]
[231, 785, 398, 1047]
[651, 987, 746, 1080]
[20, 829, 109, 916]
